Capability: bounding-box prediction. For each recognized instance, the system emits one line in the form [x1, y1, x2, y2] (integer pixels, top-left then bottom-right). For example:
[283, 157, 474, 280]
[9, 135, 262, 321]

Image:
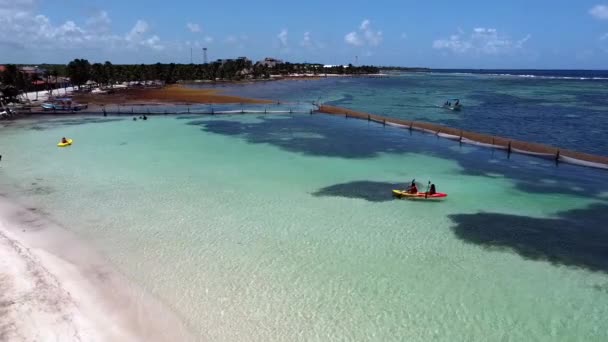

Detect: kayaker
[407, 182, 418, 194]
[429, 184, 437, 195]
[61, 137, 67, 144]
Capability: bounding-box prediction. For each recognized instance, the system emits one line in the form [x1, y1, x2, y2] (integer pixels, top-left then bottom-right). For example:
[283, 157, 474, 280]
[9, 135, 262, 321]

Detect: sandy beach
[0, 195, 195, 342]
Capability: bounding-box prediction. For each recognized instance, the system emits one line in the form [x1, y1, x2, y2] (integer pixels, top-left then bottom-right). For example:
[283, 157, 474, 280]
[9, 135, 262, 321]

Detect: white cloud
[186, 22, 201, 33]
[345, 19, 383, 47]
[204, 36, 214, 43]
[0, 0, 35, 13]
[345, 31, 363, 46]
[144, 35, 163, 50]
[277, 28, 288, 48]
[590, 5, 608, 19]
[360, 19, 371, 31]
[122, 19, 165, 50]
[126, 20, 149, 41]
[433, 28, 530, 55]
[86, 10, 111, 33]
[516, 34, 531, 48]
[301, 31, 312, 48]
[300, 31, 323, 50]
[0, 1, 166, 56]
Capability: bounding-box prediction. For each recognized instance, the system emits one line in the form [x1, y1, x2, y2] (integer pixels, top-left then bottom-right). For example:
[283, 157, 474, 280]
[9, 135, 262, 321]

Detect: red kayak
[392, 189, 448, 200]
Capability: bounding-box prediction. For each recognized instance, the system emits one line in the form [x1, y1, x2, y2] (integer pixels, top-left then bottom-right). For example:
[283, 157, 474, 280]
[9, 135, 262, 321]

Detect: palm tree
[67, 59, 91, 90]
[104, 61, 114, 88]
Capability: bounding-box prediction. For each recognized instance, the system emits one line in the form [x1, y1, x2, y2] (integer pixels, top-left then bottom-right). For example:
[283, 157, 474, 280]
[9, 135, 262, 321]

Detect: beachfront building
[323, 64, 351, 68]
[19, 66, 47, 76]
[257, 58, 283, 68]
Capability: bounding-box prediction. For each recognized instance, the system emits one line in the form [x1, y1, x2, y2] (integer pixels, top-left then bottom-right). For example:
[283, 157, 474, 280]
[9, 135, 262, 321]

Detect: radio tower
[203, 48, 208, 64]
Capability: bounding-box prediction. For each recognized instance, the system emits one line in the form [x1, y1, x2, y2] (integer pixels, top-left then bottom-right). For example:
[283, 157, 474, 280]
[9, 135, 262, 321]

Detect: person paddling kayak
[406, 180, 418, 194]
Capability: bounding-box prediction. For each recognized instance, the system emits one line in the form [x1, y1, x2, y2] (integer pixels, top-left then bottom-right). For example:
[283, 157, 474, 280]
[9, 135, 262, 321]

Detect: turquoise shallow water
[1, 114, 607, 341]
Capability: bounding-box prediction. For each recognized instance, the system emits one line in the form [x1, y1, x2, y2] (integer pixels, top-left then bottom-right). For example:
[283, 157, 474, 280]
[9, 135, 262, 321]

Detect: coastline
[0, 194, 195, 341]
[73, 84, 274, 107]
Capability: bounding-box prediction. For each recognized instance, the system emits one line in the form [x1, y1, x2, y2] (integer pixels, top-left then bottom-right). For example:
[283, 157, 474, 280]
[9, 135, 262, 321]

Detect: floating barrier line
[317, 104, 608, 171]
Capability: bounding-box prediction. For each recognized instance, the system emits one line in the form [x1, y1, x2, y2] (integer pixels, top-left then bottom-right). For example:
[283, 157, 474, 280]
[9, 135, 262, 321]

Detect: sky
[1, 0, 608, 69]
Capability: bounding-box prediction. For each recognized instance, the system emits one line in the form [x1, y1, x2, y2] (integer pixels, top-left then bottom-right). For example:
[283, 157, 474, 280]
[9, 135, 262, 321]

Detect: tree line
[63, 60, 380, 88]
[1, 58, 380, 102]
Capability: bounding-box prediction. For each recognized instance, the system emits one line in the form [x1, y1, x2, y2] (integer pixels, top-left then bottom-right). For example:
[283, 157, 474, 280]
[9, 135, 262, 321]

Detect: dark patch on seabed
[312, 181, 405, 202]
[188, 115, 422, 159]
[188, 115, 608, 199]
[593, 283, 608, 294]
[449, 204, 608, 274]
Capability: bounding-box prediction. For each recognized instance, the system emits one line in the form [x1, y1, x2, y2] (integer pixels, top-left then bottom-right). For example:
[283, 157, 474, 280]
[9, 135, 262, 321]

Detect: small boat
[441, 98, 462, 111]
[57, 138, 73, 147]
[392, 189, 447, 200]
[42, 97, 88, 112]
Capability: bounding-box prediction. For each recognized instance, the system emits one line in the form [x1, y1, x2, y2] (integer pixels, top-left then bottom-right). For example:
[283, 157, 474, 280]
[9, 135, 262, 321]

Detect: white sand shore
[20, 87, 76, 103]
[0, 196, 195, 341]
[20, 84, 129, 104]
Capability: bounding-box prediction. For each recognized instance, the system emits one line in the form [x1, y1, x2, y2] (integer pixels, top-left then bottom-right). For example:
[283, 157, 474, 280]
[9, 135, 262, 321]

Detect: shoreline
[72, 84, 274, 107]
[0, 194, 195, 341]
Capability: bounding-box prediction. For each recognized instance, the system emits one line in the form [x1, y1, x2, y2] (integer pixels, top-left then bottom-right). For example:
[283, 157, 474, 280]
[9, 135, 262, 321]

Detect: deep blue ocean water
[194, 70, 608, 156]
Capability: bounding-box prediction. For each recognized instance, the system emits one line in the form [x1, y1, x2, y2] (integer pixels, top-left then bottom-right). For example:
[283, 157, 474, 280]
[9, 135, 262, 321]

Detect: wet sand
[0, 196, 195, 342]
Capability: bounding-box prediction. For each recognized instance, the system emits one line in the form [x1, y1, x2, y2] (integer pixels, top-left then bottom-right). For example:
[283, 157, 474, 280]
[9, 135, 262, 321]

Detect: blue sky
[1, 0, 608, 68]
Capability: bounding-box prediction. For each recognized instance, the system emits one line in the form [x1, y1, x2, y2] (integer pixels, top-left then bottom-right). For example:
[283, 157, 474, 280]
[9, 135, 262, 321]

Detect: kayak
[57, 139, 73, 147]
[392, 189, 447, 200]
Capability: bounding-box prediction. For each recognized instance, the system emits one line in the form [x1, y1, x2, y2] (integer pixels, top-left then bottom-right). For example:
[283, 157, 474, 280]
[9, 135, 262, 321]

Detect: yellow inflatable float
[57, 138, 73, 147]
